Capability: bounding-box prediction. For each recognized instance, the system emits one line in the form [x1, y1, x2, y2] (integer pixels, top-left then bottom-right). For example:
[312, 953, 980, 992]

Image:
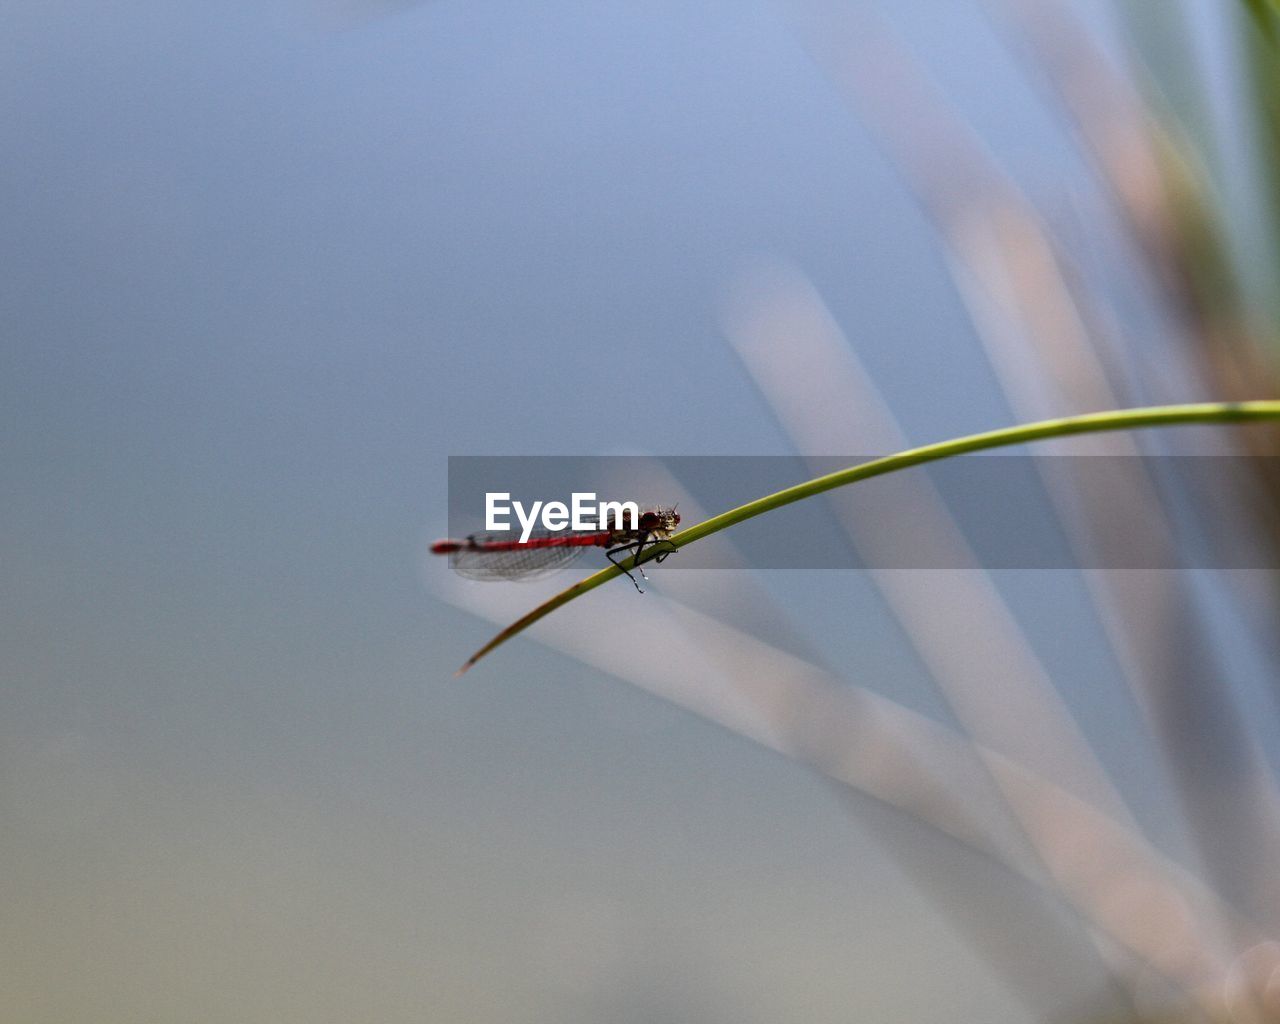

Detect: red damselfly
[431, 506, 680, 592]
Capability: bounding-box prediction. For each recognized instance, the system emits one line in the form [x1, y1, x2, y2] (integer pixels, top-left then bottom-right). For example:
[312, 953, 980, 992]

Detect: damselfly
[431, 506, 680, 592]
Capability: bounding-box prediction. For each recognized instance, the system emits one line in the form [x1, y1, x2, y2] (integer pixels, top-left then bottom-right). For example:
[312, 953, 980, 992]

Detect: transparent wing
[449, 535, 590, 581]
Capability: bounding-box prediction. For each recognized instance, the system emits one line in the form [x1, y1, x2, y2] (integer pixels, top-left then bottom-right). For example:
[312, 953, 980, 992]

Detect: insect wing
[449, 533, 587, 581]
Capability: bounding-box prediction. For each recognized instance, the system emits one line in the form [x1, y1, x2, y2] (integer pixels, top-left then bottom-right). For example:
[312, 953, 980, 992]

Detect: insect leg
[606, 541, 645, 593]
[607, 532, 651, 592]
[649, 540, 678, 564]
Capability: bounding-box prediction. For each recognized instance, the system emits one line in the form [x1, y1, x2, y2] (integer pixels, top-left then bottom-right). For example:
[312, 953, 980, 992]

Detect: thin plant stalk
[454, 400, 1280, 673]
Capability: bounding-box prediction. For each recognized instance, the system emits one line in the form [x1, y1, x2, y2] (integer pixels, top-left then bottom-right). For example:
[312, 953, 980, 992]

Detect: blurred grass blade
[454, 401, 1280, 673]
[437, 577, 1264, 1014]
[1242, 0, 1280, 45]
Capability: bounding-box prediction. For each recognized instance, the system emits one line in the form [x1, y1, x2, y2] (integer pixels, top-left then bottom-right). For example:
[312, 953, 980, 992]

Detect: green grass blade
[455, 401, 1280, 674]
[1242, 0, 1280, 44]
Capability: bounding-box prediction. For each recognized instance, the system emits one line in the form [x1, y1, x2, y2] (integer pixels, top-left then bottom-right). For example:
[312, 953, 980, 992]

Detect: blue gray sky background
[3, 1, 1273, 1021]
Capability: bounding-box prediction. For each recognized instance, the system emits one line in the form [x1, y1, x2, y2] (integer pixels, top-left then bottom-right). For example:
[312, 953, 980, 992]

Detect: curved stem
[456, 400, 1280, 673]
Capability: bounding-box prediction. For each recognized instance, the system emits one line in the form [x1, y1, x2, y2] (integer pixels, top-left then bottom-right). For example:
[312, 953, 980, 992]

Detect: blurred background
[4, 0, 1280, 1021]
